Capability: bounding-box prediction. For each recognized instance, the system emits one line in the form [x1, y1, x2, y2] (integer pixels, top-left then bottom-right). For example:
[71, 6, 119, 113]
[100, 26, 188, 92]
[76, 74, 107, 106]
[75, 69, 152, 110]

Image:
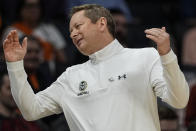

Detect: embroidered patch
[79, 81, 88, 91]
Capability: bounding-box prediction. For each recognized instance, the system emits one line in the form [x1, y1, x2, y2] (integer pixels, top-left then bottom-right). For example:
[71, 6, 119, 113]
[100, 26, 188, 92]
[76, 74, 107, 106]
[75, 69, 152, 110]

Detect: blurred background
[0, 0, 196, 131]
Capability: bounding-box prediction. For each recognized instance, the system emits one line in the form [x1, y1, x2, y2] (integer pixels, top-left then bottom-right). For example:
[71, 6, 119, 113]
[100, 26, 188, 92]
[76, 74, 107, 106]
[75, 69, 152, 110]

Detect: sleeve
[150, 49, 189, 109]
[6, 60, 66, 121]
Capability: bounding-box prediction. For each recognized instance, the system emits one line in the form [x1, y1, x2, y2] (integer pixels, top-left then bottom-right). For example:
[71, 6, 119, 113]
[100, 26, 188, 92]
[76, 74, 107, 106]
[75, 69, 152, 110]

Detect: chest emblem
[77, 81, 89, 96]
[79, 81, 88, 91]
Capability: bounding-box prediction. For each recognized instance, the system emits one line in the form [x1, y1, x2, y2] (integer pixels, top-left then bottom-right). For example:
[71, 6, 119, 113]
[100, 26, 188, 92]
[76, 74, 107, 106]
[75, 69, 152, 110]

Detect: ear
[97, 17, 107, 32]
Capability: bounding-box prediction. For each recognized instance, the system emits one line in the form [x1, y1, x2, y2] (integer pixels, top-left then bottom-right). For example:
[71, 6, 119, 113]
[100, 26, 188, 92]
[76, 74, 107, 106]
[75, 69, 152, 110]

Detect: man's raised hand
[3, 30, 27, 62]
[145, 27, 171, 55]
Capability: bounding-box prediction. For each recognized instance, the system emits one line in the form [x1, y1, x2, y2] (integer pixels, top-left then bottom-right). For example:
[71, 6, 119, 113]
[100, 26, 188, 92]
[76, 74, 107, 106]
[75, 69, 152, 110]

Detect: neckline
[89, 39, 124, 64]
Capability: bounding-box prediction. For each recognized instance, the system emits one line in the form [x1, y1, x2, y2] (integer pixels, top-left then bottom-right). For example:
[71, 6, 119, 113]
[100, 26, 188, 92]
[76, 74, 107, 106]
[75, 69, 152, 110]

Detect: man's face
[0, 75, 16, 109]
[70, 10, 100, 55]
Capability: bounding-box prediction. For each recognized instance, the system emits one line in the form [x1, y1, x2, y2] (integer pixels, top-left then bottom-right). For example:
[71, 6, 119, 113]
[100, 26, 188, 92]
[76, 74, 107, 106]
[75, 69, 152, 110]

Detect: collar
[89, 39, 124, 64]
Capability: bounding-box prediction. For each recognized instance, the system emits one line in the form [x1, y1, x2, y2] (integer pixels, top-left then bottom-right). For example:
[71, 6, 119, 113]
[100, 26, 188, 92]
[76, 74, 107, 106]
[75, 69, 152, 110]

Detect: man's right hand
[3, 30, 27, 62]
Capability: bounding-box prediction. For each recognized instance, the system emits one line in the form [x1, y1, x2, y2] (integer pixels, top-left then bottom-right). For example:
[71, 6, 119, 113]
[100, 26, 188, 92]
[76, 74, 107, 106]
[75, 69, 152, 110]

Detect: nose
[70, 29, 78, 39]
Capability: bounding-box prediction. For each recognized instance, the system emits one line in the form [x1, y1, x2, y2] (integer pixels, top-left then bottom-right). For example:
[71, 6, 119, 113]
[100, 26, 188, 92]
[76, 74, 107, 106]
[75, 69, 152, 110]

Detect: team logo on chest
[79, 81, 88, 91]
[78, 81, 89, 96]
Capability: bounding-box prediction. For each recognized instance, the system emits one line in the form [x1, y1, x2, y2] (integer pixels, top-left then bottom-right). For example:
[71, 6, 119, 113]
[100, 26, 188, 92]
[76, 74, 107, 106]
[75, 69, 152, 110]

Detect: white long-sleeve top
[7, 39, 189, 131]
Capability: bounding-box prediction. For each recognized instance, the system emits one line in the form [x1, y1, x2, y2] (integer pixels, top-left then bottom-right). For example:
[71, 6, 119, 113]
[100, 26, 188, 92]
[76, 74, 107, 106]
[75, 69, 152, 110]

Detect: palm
[3, 30, 27, 62]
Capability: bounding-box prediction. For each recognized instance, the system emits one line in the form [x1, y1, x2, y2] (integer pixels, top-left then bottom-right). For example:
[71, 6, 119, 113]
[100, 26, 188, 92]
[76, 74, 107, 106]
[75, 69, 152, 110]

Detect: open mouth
[76, 38, 83, 47]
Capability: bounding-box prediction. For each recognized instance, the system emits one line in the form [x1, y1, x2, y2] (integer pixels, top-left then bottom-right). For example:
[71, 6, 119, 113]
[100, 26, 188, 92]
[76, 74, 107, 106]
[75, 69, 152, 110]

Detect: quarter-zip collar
[89, 39, 124, 64]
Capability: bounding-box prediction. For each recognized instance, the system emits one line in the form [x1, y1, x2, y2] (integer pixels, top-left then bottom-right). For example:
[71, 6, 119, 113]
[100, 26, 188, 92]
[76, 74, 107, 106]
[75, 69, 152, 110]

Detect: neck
[94, 33, 114, 54]
[102, 34, 114, 47]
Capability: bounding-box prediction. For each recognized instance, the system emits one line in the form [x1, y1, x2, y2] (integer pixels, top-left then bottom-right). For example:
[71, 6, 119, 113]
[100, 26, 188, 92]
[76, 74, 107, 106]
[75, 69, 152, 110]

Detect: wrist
[157, 47, 171, 56]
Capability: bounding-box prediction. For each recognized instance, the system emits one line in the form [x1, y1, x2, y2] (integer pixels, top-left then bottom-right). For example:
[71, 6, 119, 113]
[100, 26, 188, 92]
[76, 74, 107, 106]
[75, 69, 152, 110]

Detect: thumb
[22, 37, 27, 50]
[162, 27, 166, 31]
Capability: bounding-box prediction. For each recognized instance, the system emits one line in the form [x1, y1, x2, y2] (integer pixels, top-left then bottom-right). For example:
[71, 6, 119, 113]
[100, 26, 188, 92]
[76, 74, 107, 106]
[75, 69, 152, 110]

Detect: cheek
[84, 29, 97, 42]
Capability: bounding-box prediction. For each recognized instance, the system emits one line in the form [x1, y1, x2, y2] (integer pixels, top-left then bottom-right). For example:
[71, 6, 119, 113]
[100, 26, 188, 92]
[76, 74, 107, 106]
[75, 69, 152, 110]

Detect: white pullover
[7, 39, 189, 131]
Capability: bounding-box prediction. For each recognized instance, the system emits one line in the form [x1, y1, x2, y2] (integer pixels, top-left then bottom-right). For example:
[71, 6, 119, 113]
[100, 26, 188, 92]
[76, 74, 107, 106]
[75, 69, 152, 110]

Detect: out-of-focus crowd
[0, 0, 196, 131]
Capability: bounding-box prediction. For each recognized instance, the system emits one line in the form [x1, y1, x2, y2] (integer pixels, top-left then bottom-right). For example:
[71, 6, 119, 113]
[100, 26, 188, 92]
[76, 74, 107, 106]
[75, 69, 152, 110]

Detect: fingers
[10, 30, 19, 44]
[145, 28, 165, 37]
[22, 37, 27, 50]
[145, 29, 162, 43]
[145, 27, 170, 47]
[4, 30, 18, 44]
[3, 32, 13, 49]
[3, 30, 21, 52]
[162, 27, 166, 31]
[145, 34, 159, 43]
[145, 27, 168, 40]
[3, 39, 9, 50]
[13, 30, 19, 42]
[7, 32, 13, 43]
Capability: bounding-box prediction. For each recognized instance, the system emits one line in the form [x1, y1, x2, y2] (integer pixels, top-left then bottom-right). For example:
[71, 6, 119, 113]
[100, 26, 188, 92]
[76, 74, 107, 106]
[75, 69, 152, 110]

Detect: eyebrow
[70, 23, 77, 33]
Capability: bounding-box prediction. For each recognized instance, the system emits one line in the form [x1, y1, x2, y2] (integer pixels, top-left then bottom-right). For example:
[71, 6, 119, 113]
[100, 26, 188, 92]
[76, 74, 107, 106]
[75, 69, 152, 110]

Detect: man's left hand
[145, 27, 171, 56]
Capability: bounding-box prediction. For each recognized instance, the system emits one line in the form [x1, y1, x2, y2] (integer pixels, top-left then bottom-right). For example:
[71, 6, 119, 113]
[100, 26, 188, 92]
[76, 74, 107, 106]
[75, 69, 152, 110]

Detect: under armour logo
[118, 74, 127, 80]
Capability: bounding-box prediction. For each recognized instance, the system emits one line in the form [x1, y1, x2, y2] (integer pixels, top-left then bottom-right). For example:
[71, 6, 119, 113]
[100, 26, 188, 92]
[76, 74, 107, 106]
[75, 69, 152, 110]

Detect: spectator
[0, 70, 43, 131]
[2, 0, 68, 78]
[21, 35, 52, 92]
[181, 26, 196, 85]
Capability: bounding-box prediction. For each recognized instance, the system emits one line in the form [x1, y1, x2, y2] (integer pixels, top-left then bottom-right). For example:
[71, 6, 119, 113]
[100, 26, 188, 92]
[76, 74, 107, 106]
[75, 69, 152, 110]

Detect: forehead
[70, 11, 86, 28]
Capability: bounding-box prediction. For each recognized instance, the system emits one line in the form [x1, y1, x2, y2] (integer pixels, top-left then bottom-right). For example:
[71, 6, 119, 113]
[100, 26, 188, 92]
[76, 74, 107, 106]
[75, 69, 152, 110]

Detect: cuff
[6, 60, 24, 71]
[160, 49, 177, 65]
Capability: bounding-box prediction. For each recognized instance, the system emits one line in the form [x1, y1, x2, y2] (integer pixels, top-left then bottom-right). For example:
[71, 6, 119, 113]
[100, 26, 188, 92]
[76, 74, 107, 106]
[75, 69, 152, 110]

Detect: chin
[78, 49, 91, 56]
[77, 47, 87, 55]
[77, 44, 93, 56]
[80, 51, 89, 56]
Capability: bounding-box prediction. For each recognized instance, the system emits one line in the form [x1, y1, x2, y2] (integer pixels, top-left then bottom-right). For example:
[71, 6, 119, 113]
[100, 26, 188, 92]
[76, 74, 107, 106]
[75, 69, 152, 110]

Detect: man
[3, 4, 189, 131]
[21, 35, 53, 92]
